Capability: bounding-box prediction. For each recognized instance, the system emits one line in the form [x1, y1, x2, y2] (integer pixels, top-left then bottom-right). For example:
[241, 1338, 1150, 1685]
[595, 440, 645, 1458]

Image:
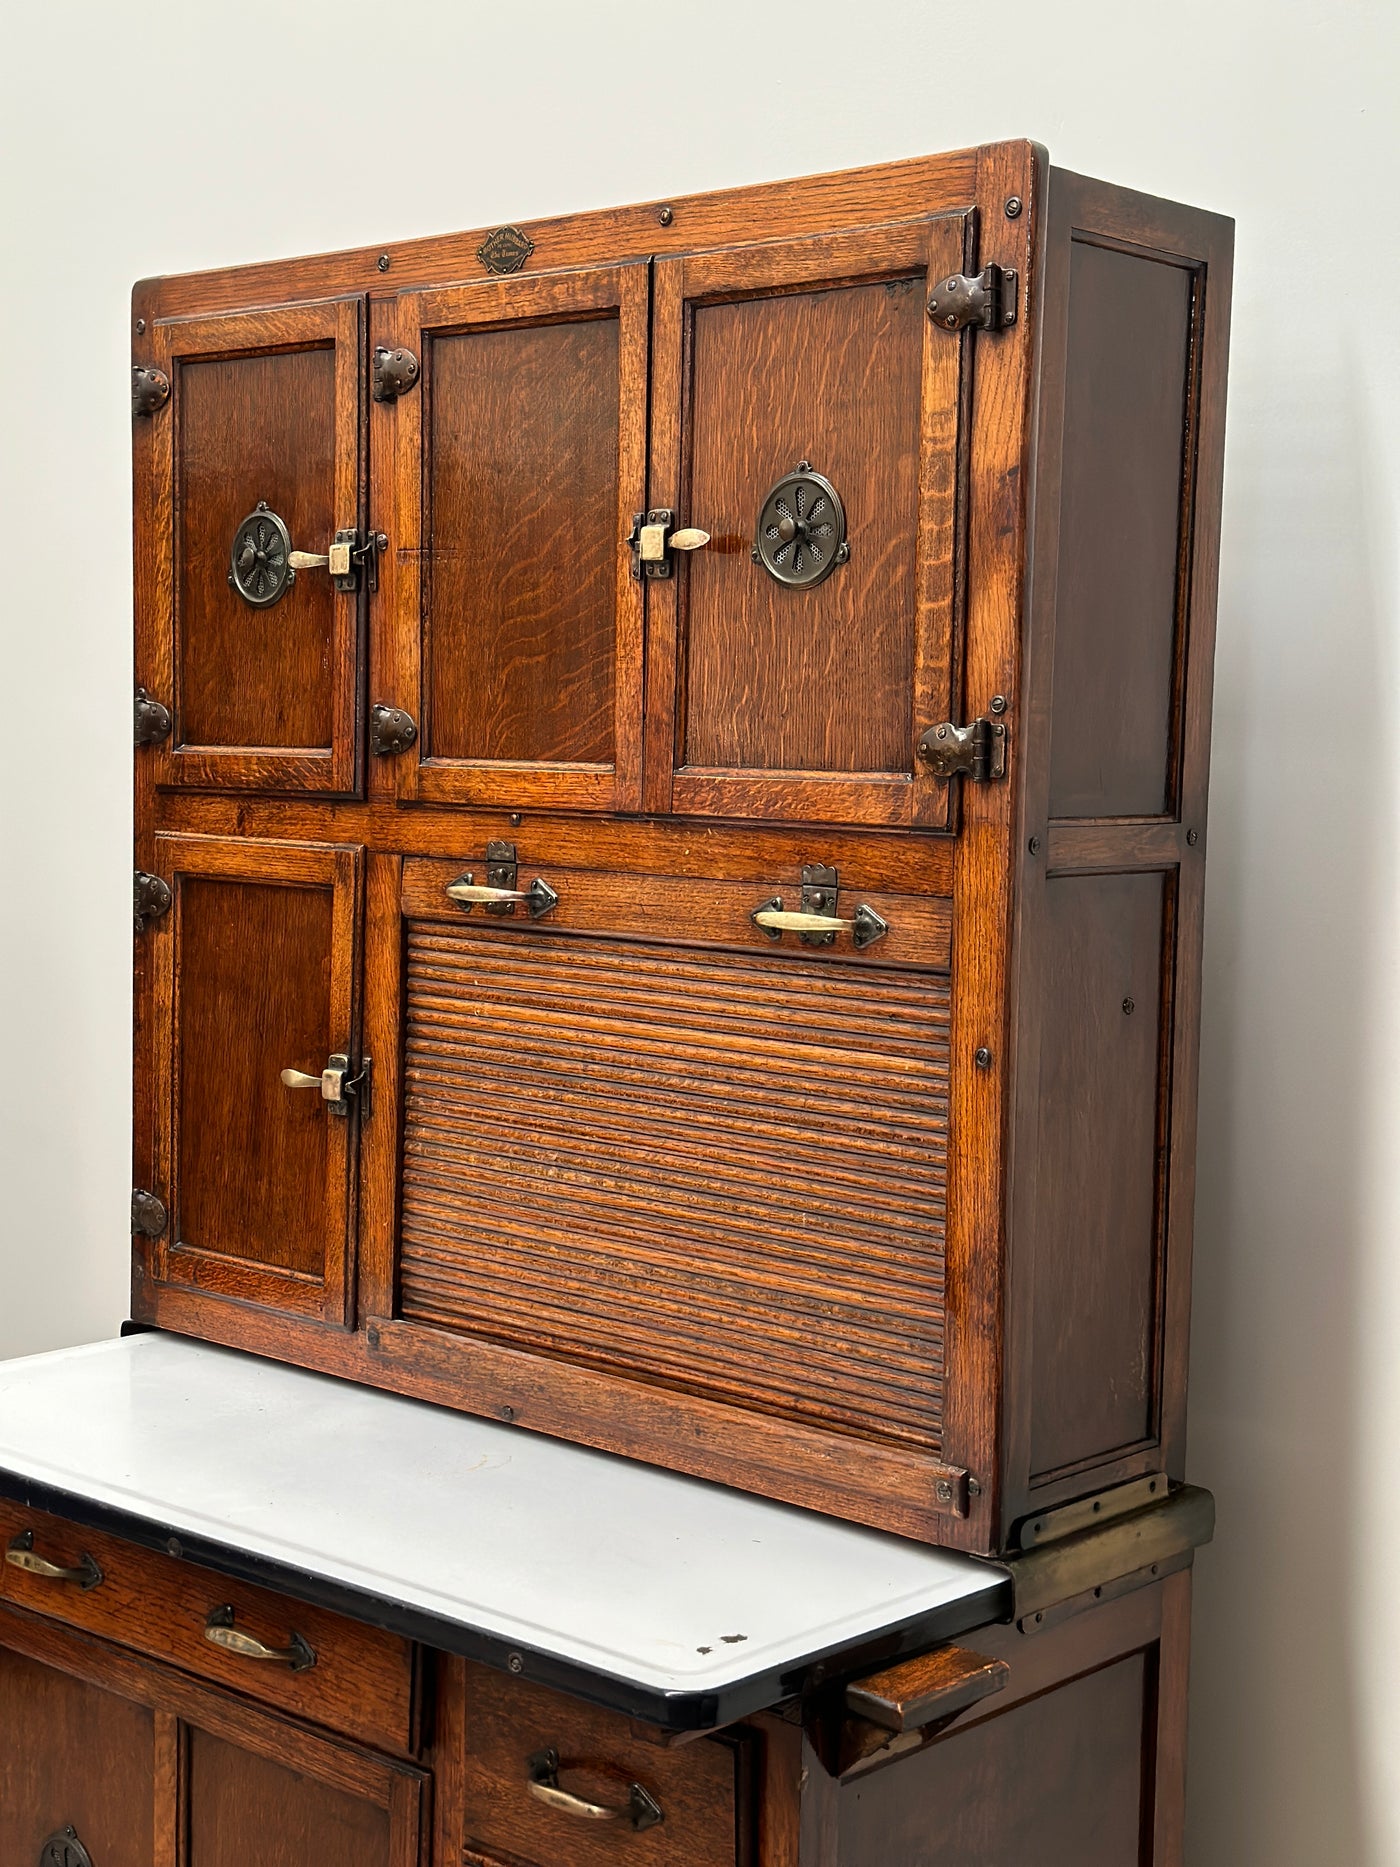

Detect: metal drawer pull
[5, 1531, 103, 1591]
[526, 1748, 663, 1832]
[446, 876, 559, 919]
[204, 1604, 316, 1672]
[750, 899, 889, 950]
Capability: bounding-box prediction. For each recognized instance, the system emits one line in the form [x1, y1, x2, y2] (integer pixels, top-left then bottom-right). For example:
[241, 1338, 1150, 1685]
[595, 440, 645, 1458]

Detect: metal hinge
[131, 365, 170, 415]
[369, 704, 418, 756]
[134, 686, 172, 747]
[134, 870, 172, 932]
[626, 509, 711, 580]
[131, 1188, 167, 1238]
[372, 345, 420, 401]
[917, 716, 1007, 782]
[926, 264, 1018, 332]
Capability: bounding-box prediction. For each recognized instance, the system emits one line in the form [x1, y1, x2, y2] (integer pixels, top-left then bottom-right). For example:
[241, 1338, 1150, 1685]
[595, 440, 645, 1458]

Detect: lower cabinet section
[0, 1605, 427, 1867]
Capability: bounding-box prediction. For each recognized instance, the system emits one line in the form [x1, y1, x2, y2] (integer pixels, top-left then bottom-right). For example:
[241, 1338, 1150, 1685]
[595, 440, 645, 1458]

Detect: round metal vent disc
[753, 463, 848, 589]
[229, 501, 293, 608]
[39, 1829, 95, 1867]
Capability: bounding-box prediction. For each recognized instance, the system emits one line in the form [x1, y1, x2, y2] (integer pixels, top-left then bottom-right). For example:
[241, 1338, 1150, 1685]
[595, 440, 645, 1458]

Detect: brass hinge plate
[134, 870, 171, 932]
[926, 264, 1018, 332]
[372, 345, 420, 400]
[131, 365, 170, 415]
[1015, 1473, 1169, 1550]
[131, 1189, 167, 1238]
[369, 704, 417, 756]
[134, 686, 172, 747]
[917, 716, 1007, 782]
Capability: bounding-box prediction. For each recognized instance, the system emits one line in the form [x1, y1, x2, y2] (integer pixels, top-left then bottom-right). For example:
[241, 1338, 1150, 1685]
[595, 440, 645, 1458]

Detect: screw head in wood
[135, 317, 146, 334]
[657, 204, 674, 225]
[1028, 836, 1041, 855]
[1122, 996, 1135, 1015]
[1004, 195, 1023, 219]
[377, 252, 391, 272]
[989, 694, 1007, 714]
[975, 1046, 992, 1069]
[1186, 827, 1199, 846]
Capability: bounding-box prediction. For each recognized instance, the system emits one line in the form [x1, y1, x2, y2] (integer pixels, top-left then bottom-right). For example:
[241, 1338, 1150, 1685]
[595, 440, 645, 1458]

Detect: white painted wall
[1, 1, 1396, 1855]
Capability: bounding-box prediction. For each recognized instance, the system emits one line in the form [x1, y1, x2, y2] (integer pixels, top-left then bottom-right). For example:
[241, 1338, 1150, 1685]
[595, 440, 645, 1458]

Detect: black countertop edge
[0, 1465, 1012, 1732]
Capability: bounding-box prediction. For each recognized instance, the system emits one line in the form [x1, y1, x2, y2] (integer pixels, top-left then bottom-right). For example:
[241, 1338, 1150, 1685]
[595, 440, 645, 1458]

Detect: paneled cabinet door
[647, 216, 974, 829]
[138, 297, 366, 794]
[386, 262, 649, 812]
[147, 833, 364, 1322]
[0, 1640, 155, 1867]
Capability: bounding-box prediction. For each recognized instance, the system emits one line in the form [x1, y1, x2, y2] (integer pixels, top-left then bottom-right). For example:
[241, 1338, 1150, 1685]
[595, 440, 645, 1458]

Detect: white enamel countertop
[0, 1333, 1005, 1718]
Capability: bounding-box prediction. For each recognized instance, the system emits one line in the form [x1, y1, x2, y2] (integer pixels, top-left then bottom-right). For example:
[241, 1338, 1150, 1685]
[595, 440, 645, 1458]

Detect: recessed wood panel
[187, 1728, 390, 1867]
[427, 316, 620, 765]
[838, 1654, 1149, 1866]
[0, 1644, 154, 1867]
[684, 279, 925, 774]
[1048, 241, 1195, 818]
[398, 927, 949, 1448]
[1029, 872, 1170, 1478]
[177, 876, 334, 1277]
[178, 347, 339, 750]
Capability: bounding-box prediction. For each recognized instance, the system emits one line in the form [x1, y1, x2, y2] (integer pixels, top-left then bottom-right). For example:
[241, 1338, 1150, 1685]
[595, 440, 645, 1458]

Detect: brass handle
[204, 1604, 316, 1672]
[750, 899, 889, 950]
[288, 539, 353, 576]
[5, 1531, 103, 1591]
[445, 875, 559, 919]
[526, 1749, 662, 1832]
[668, 527, 710, 552]
[280, 1053, 370, 1117]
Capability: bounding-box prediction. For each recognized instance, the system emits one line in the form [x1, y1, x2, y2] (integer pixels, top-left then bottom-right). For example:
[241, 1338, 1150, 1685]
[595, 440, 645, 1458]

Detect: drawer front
[0, 1501, 416, 1753]
[462, 1663, 747, 1867]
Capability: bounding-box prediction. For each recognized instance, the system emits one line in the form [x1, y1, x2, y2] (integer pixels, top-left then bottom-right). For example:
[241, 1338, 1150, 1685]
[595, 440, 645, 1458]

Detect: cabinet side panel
[837, 1652, 1151, 1866]
[1028, 871, 1170, 1477]
[1047, 242, 1195, 818]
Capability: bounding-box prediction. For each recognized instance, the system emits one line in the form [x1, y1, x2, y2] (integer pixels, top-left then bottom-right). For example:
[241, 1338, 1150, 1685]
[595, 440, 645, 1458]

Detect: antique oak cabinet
[4, 136, 1233, 1867]
[126, 138, 1232, 1558]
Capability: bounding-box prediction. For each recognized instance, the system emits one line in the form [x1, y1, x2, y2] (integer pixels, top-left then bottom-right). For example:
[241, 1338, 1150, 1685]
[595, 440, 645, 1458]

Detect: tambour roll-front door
[647, 215, 975, 829]
[146, 833, 364, 1321]
[385, 262, 649, 812]
[137, 297, 366, 794]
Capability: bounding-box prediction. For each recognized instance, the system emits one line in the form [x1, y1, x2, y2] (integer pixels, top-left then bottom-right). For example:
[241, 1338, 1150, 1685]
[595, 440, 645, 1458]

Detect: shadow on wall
[1186, 347, 1394, 1863]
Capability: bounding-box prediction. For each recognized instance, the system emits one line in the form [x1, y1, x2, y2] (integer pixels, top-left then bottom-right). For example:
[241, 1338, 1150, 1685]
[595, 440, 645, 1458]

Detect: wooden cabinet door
[139, 297, 366, 795]
[148, 833, 363, 1322]
[0, 1606, 425, 1867]
[0, 1641, 155, 1867]
[647, 217, 973, 828]
[386, 262, 648, 812]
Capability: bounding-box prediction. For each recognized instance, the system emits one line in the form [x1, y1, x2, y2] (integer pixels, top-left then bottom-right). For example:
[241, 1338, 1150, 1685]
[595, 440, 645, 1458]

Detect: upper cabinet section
[134, 297, 366, 795]
[386, 263, 649, 813]
[646, 215, 974, 830]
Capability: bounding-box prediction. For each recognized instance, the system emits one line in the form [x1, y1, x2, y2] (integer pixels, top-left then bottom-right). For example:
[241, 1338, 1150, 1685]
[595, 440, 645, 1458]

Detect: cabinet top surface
[0, 1333, 1005, 1721]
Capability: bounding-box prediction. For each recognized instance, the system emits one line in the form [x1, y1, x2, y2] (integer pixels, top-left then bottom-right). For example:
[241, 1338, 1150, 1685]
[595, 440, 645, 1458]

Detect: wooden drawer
[0, 1501, 417, 1754]
[461, 1663, 750, 1867]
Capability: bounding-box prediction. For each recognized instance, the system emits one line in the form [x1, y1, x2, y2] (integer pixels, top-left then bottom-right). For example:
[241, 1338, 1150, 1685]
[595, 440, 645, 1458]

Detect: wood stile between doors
[130, 139, 1233, 1558]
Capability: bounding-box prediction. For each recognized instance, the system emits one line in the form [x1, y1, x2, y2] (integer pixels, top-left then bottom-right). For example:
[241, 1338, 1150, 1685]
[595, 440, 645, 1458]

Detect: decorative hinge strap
[134, 687, 172, 747]
[372, 345, 420, 401]
[131, 1189, 167, 1238]
[133, 870, 172, 932]
[926, 264, 1019, 332]
[917, 716, 1007, 783]
[131, 366, 170, 415]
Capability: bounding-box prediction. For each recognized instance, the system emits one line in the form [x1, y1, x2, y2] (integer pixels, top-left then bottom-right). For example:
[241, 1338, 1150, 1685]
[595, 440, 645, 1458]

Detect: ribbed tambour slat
[399, 930, 950, 1449]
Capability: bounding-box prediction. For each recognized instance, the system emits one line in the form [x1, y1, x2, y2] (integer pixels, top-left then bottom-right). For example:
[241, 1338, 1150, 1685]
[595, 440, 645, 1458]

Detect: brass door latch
[280, 1053, 372, 1119]
[750, 864, 889, 950]
[229, 503, 386, 606]
[445, 841, 559, 919]
[627, 509, 710, 579]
